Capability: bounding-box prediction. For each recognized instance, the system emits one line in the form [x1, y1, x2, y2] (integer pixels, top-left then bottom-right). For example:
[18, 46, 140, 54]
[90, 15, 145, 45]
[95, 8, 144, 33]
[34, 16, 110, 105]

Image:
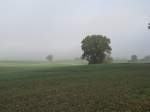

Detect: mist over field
[0, 0, 150, 60]
[1, 1, 150, 111]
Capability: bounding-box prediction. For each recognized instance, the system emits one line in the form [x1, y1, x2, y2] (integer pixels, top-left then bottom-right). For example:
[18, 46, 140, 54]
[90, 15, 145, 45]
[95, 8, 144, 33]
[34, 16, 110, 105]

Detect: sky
[0, 0, 150, 60]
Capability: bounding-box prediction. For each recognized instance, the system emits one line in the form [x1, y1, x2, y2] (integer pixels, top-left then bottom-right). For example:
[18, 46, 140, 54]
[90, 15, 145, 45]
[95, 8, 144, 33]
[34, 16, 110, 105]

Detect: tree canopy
[81, 35, 112, 64]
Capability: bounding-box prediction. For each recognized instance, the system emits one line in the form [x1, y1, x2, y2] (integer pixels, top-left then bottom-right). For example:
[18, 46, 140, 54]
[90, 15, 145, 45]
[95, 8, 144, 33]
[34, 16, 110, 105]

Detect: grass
[0, 62, 150, 112]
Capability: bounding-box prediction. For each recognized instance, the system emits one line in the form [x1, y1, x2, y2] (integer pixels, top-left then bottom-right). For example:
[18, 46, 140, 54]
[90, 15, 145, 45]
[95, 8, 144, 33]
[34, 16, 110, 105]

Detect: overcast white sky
[0, 0, 150, 60]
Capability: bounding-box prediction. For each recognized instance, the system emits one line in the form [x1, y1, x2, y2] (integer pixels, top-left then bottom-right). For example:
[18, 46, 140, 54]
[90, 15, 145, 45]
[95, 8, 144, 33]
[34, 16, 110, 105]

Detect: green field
[0, 62, 150, 112]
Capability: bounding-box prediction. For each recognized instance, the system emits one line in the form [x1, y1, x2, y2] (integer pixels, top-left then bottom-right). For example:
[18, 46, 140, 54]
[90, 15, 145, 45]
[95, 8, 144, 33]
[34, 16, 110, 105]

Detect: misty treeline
[46, 35, 113, 64]
[46, 29, 150, 64]
[46, 23, 150, 64]
[116, 55, 150, 63]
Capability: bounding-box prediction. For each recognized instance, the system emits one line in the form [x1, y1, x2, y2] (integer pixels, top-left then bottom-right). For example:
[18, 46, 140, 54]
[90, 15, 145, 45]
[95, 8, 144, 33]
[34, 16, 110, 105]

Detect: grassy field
[0, 61, 150, 112]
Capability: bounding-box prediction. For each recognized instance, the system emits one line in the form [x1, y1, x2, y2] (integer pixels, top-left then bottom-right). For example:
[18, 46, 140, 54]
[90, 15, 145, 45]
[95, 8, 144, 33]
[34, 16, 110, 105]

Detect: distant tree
[142, 55, 150, 62]
[81, 35, 112, 64]
[46, 54, 53, 62]
[131, 55, 138, 62]
[148, 23, 150, 29]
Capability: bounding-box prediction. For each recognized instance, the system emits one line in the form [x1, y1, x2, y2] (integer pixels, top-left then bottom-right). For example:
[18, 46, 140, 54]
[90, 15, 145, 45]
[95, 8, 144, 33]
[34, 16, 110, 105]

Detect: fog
[0, 0, 150, 60]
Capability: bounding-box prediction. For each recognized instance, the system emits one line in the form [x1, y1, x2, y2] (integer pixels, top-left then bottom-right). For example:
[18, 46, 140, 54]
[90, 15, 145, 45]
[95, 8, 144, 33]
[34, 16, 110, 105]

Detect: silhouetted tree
[81, 35, 112, 64]
[148, 23, 150, 29]
[131, 55, 138, 62]
[46, 54, 53, 62]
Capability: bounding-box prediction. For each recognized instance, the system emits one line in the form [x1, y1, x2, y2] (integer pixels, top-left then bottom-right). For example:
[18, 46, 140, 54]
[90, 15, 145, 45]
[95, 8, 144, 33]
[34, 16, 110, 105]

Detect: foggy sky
[0, 0, 150, 60]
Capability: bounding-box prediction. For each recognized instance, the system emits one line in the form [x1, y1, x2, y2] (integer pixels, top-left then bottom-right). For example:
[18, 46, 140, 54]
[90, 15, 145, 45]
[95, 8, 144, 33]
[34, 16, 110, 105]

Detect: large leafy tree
[81, 35, 112, 64]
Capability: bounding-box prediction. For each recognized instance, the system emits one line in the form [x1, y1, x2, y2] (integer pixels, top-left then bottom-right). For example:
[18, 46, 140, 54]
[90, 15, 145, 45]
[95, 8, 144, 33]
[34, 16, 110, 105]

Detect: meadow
[0, 61, 150, 112]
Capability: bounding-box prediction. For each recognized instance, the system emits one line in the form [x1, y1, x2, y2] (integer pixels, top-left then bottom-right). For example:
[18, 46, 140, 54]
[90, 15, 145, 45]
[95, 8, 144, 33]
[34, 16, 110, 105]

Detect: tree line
[46, 23, 150, 64]
[46, 35, 112, 64]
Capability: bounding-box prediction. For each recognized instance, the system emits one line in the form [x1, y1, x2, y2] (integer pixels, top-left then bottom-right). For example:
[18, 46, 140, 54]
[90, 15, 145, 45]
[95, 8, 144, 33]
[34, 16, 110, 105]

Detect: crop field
[0, 62, 150, 112]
